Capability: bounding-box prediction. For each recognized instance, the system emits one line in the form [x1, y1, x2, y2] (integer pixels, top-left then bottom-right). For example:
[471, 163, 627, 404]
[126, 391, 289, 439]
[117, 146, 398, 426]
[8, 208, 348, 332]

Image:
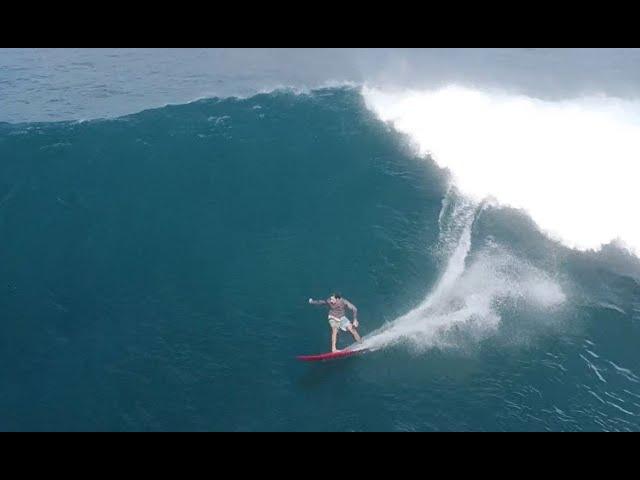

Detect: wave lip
[362, 84, 640, 254]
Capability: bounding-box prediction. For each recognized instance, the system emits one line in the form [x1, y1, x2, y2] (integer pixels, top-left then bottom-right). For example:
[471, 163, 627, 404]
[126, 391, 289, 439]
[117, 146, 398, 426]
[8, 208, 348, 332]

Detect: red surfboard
[297, 347, 368, 362]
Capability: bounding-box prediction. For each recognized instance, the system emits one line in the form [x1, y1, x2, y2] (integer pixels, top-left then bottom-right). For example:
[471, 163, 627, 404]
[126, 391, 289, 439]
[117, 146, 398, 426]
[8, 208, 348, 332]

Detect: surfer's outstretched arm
[308, 298, 327, 306]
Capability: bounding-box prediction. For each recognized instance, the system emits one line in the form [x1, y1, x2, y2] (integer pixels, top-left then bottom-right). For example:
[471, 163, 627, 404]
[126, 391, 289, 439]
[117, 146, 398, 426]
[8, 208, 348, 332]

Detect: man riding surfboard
[308, 293, 362, 352]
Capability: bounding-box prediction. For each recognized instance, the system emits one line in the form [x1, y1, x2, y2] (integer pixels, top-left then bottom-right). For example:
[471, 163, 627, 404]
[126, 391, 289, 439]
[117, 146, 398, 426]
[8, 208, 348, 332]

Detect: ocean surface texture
[2, 48, 640, 431]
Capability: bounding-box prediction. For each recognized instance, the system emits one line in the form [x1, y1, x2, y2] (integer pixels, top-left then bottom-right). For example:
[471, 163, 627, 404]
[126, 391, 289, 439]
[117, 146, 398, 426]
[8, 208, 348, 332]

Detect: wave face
[2, 87, 640, 431]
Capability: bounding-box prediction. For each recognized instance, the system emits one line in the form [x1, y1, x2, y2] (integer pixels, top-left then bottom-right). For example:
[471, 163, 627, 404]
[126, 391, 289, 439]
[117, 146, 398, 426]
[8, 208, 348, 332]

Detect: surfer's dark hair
[332, 292, 342, 299]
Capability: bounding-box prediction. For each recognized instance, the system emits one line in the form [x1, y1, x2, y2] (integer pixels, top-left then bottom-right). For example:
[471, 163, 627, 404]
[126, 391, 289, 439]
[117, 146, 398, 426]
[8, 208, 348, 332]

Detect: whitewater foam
[362, 85, 640, 254]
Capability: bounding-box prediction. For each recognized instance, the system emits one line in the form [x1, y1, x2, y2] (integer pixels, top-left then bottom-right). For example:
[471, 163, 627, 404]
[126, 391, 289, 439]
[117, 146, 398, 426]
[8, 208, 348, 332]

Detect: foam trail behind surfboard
[359, 189, 566, 353]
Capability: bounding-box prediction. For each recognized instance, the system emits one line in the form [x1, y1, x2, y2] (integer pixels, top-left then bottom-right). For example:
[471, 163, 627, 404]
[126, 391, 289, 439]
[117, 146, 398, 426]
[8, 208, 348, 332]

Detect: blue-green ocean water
[2, 54, 640, 430]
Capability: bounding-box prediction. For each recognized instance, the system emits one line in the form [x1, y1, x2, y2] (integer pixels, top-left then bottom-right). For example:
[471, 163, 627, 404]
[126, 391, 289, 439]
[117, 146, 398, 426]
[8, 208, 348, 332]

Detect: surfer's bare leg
[331, 326, 339, 352]
[347, 325, 362, 343]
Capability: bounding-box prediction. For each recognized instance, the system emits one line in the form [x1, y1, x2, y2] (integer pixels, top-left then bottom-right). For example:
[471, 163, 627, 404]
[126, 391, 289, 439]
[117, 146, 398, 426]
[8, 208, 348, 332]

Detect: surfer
[308, 293, 362, 352]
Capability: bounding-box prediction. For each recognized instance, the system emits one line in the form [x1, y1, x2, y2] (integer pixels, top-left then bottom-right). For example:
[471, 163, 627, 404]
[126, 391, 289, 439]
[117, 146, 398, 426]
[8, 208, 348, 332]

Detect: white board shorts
[328, 315, 352, 331]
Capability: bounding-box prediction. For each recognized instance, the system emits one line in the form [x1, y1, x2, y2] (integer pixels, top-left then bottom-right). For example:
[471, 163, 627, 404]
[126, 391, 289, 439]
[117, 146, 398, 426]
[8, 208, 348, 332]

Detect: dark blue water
[2, 51, 640, 431]
[0, 89, 444, 430]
